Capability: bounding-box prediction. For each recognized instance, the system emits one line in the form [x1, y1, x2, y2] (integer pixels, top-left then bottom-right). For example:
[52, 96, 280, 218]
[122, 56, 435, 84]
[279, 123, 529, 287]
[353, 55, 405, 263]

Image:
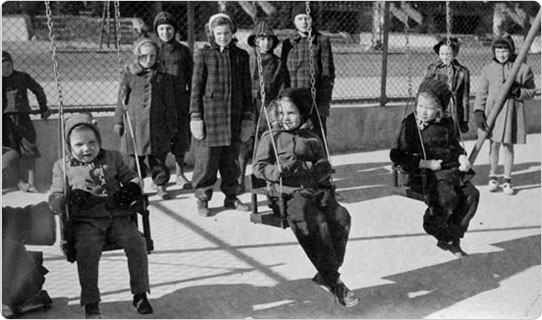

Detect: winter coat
[281, 31, 335, 117]
[115, 63, 177, 156]
[425, 59, 470, 126]
[474, 60, 536, 144]
[390, 113, 474, 187]
[253, 128, 332, 189]
[190, 42, 253, 147]
[48, 149, 138, 222]
[156, 39, 193, 155]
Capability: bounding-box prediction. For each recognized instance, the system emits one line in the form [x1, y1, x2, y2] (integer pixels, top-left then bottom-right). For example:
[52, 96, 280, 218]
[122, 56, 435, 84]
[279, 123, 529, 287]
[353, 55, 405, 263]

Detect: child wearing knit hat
[153, 11, 194, 190]
[473, 35, 536, 195]
[48, 113, 153, 318]
[253, 88, 359, 308]
[390, 79, 480, 258]
[189, 12, 254, 216]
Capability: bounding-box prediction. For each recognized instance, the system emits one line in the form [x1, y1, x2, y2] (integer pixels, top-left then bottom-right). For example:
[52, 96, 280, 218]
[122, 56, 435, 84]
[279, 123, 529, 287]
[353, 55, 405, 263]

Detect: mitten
[314, 159, 332, 182]
[49, 195, 66, 214]
[459, 122, 469, 133]
[112, 182, 142, 209]
[279, 158, 300, 177]
[509, 82, 521, 98]
[190, 120, 205, 140]
[114, 124, 124, 136]
[458, 154, 471, 172]
[419, 159, 442, 171]
[474, 110, 488, 131]
[68, 189, 92, 207]
[240, 120, 254, 142]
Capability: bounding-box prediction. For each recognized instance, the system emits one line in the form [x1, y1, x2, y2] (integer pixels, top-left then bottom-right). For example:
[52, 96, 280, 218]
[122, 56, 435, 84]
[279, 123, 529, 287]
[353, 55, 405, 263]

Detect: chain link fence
[2, 1, 540, 111]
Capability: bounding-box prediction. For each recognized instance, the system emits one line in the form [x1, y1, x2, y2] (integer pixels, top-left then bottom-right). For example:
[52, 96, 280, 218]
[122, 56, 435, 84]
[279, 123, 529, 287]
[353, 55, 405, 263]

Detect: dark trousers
[74, 217, 149, 306]
[192, 143, 241, 201]
[130, 153, 170, 186]
[423, 180, 479, 242]
[286, 191, 351, 286]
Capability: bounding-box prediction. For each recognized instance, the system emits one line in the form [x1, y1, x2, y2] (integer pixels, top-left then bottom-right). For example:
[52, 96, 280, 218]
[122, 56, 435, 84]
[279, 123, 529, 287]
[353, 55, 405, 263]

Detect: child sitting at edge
[253, 88, 359, 308]
[425, 37, 471, 133]
[473, 35, 536, 195]
[48, 113, 152, 318]
[114, 38, 178, 200]
[190, 13, 254, 216]
[238, 18, 287, 193]
[390, 79, 480, 258]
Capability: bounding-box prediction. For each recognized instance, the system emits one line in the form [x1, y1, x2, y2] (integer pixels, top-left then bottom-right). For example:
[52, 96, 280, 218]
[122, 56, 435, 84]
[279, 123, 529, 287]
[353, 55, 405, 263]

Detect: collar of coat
[434, 59, 463, 69]
[292, 29, 320, 43]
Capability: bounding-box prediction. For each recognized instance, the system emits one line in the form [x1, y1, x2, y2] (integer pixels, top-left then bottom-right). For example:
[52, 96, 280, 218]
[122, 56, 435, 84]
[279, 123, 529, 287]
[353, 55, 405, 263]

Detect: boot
[156, 186, 170, 200]
[85, 302, 101, 319]
[133, 293, 153, 314]
[197, 199, 210, 217]
[224, 196, 250, 212]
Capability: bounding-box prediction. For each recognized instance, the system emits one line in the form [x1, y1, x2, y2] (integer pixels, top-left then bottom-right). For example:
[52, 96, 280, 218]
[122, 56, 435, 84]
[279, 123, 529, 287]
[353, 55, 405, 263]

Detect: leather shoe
[224, 197, 250, 211]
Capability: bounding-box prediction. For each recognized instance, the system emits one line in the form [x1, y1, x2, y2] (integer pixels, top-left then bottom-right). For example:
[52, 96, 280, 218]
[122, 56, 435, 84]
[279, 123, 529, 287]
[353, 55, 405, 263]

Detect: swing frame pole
[468, 9, 541, 164]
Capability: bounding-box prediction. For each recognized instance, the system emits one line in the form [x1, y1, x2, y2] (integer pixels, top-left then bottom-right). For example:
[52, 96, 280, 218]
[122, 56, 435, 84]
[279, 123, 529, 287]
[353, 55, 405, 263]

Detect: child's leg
[108, 218, 150, 296]
[74, 222, 106, 306]
[489, 140, 501, 178]
[448, 182, 479, 239]
[423, 180, 459, 242]
[218, 143, 242, 198]
[502, 143, 514, 180]
[148, 154, 170, 186]
[321, 196, 351, 267]
[192, 145, 221, 201]
[237, 140, 252, 193]
[174, 153, 192, 188]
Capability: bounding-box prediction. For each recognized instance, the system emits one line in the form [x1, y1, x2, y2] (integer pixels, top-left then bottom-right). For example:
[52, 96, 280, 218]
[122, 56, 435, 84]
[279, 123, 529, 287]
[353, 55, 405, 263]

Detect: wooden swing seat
[60, 194, 154, 263]
[390, 164, 426, 202]
[249, 174, 298, 229]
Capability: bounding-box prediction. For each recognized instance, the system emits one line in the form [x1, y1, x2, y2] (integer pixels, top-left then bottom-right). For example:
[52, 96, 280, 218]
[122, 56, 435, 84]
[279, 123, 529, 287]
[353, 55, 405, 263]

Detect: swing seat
[249, 174, 298, 229]
[60, 194, 154, 263]
[390, 164, 426, 202]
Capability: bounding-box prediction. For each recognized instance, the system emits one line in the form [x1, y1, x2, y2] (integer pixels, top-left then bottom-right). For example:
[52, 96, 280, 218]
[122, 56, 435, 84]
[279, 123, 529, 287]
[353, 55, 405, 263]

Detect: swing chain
[305, 1, 317, 109]
[114, 1, 123, 79]
[45, 1, 65, 112]
[401, 7, 413, 104]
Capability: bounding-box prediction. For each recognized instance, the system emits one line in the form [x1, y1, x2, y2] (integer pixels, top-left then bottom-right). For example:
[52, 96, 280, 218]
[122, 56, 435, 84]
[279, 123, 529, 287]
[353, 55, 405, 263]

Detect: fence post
[379, 1, 390, 107]
[187, 2, 195, 54]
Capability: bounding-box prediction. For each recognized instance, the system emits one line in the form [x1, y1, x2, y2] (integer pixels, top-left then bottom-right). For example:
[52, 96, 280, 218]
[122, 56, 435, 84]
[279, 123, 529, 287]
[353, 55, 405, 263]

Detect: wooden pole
[469, 9, 541, 164]
[379, 1, 390, 107]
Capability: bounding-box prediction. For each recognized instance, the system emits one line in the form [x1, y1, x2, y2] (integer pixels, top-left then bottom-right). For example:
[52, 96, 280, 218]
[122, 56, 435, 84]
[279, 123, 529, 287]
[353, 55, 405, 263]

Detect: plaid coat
[425, 59, 470, 126]
[190, 42, 253, 147]
[156, 40, 193, 155]
[281, 31, 335, 117]
[115, 63, 177, 155]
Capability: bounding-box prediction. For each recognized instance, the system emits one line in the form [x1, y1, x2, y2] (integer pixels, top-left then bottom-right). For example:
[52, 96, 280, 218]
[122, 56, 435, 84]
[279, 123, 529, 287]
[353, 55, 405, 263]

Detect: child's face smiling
[157, 24, 175, 42]
[416, 94, 440, 123]
[294, 14, 312, 33]
[495, 47, 511, 63]
[256, 36, 274, 53]
[438, 45, 454, 65]
[138, 44, 157, 69]
[213, 25, 233, 48]
[2, 60, 13, 77]
[279, 98, 302, 131]
[70, 127, 100, 163]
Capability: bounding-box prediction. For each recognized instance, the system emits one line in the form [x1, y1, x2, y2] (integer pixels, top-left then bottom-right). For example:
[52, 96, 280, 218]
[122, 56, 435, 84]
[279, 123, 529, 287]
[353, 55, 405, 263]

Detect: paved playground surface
[2, 134, 540, 319]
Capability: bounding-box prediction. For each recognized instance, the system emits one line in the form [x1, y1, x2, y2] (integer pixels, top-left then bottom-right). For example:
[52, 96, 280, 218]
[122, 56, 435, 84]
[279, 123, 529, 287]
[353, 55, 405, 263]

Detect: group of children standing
[1, 4, 536, 319]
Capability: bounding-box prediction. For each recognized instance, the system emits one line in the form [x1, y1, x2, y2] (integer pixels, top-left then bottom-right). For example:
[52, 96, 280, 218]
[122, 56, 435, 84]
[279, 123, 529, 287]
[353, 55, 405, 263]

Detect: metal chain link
[45, 1, 65, 113]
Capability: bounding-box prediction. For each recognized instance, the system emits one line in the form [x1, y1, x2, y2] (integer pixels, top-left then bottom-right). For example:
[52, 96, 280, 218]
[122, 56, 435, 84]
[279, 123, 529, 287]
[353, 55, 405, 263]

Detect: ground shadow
[22, 234, 540, 319]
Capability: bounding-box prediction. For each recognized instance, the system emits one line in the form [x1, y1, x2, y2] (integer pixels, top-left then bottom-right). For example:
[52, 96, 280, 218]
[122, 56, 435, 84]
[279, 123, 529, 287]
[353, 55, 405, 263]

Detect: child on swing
[48, 113, 152, 318]
[474, 35, 536, 195]
[425, 38, 471, 133]
[253, 88, 359, 308]
[190, 13, 254, 216]
[114, 38, 178, 200]
[238, 18, 287, 193]
[153, 11, 194, 190]
[390, 79, 480, 258]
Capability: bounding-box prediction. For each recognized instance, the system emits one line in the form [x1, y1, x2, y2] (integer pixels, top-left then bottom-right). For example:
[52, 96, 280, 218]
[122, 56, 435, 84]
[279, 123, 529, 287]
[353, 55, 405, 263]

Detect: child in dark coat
[425, 38, 471, 133]
[190, 13, 254, 216]
[238, 19, 287, 192]
[281, 3, 335, 138]
[390, 79, 480, 257]
[48, 113, 152, 318]
[2, 51, 51, 193]
[253, 88, 359, 308]
[114, 38, 178, 200]
[153, 11, 194, 189]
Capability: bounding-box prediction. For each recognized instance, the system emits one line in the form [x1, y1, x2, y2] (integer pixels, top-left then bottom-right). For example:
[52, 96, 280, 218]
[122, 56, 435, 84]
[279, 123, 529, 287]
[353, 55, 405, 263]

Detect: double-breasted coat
[115, 63, 177, 156]
[190, 42, 253, 147]
[474, 59, 536, 144]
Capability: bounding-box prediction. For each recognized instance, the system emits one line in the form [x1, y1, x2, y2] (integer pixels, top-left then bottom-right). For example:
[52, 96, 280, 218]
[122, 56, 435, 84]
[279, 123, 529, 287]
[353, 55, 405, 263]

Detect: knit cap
[2, 51, 12, 62]
[64, 113, 101, 145]
[132, 37, 158, 56]
[492, 35, 515, 53]
[291, 3, 314, 21]
[154, 11, 177, 33]
[208, 13, 237, 34]
[433, 37, 460, 55]
[417, 79, 451, 111]
[279, 87, 313, 121]
[247, 19, 279, 49]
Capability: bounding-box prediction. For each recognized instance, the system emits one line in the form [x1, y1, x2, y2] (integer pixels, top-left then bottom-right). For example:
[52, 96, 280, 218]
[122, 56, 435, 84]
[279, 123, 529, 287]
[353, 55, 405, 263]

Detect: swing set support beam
[468, 10, 541, 165]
